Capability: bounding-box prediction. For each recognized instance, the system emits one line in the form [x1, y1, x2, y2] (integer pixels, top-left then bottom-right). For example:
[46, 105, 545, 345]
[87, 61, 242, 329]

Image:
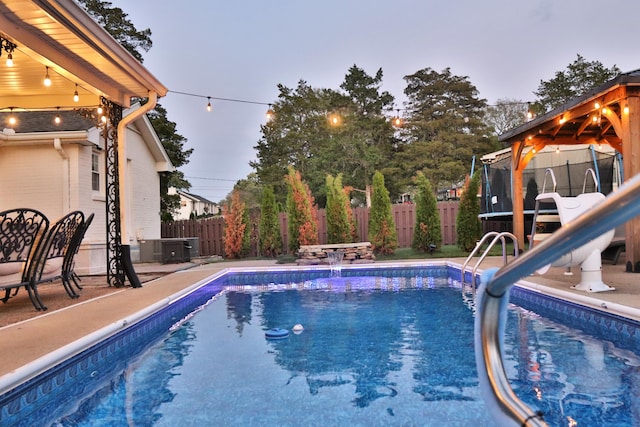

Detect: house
[169, 188, 219, 220]
[0, 106, 173, 273]
[0, 0, 168, 286]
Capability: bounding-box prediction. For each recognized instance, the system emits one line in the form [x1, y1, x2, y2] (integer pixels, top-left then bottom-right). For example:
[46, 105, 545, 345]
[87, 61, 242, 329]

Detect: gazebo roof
[499, 69, 640, 155]
[0, 0, 167, 110]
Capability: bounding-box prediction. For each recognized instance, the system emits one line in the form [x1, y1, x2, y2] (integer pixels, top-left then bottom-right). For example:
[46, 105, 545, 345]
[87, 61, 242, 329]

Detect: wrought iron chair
[62, 212, 94, 293]
[0, 208, 50, 310]
[26, 210, 84, 310]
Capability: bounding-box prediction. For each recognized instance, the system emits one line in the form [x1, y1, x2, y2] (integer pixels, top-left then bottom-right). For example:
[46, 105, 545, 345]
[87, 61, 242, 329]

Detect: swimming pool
[2, 264, 640, 426]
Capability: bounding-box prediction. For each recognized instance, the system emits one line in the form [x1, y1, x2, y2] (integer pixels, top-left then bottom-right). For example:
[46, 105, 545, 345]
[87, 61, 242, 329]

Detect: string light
[266, 104, 274, 121]
[206, 97, 212, 112]
[73, 84, 79, 103]
[8, 107, 16, 126]
[1, 37, 16, 67]
[556, 146, 560, 154]
[54, 107, 61, 125]
[43, 66, 51, 87]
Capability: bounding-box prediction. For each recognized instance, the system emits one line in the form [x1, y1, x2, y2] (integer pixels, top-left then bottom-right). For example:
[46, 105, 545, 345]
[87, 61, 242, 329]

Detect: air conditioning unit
[161, 239, 191, 264]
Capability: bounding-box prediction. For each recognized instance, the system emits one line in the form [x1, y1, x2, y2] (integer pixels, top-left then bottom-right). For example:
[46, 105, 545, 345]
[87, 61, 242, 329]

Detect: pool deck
[1, 256, 639, 387]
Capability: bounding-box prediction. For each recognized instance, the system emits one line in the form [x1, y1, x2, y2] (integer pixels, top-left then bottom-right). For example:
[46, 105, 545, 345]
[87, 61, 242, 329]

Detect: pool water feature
[2, 265, 640, 426]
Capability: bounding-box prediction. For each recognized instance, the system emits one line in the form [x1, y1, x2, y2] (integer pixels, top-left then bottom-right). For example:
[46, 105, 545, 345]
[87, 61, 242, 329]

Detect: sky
[112, 0, 640, 203]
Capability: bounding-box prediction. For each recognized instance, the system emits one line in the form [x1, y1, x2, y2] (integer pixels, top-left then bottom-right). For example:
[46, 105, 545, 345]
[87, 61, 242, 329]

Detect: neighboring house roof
[179, 191, 216, 206]
[0, 106, 174, 173]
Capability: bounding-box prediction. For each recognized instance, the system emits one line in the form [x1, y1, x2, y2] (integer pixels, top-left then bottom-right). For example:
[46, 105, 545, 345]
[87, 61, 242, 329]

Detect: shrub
[223, 189, 248, 259]
[326, 174, 353, 244]
[412, 172, 442, 251]
[259, 186, 282, 257]
[368, 171, 397, 254]
[285, 167, 318, 252]
[456, 172, 482, 252]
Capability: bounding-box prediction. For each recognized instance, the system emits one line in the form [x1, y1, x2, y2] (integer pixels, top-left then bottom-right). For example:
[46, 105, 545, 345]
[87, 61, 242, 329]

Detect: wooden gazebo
[499, 69, 640, 272]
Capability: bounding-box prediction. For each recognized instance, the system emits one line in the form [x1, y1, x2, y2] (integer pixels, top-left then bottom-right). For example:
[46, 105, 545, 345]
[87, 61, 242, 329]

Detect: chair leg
[26, 283, 46, 311]
[72, 272, 83, 290]
[62, 276, 79, 299]
[2, 288, 10, 303]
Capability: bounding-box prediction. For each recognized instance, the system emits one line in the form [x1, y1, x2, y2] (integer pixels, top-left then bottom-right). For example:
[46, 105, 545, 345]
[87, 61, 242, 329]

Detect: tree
[368, 171, 397, 254]
[531, 54, 621, 114]
[223, 190, 249, 259]
[259, 186, 282, 257]
[412, 172, 441, 252]
[252, 65, 397, 206]
[456, 172, 482, 252]
[399, 67, 499, 192]
[146, 104, 192, 220]
[285, 168, 318, 252]
[78, 1, 192, 221]
[325, 174, 352, 244]
[76, 0, 152, 63]
[484, 98, 530, 136]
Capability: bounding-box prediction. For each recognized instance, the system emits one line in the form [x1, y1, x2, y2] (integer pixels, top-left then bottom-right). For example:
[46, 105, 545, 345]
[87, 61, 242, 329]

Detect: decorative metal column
[102, 98, 126, 287]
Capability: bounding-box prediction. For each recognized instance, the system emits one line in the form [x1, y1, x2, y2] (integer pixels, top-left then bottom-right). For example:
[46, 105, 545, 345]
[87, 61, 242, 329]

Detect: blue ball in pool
[265, 328, 289, 339]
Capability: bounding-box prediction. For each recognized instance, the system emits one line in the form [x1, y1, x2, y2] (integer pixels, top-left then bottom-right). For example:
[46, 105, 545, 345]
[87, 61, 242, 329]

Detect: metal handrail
[583, 168, 599, 193]
[475, 171, 640, 426]
[461, 232, 499, 284]
[470, 232, 518, 290]
[540, 168, 557, 194]
[461, 232, 518, 291]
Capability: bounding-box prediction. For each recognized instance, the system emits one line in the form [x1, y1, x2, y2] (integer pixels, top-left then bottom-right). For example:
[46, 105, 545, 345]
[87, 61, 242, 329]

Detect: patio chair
[0, 208, 50, 310]
[26, 210, 84, 310]
[62, 212, 94, 293]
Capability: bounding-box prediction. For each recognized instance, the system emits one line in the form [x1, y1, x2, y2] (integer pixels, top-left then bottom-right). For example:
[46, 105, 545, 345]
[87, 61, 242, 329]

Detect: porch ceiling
[0, 0, 167, 113]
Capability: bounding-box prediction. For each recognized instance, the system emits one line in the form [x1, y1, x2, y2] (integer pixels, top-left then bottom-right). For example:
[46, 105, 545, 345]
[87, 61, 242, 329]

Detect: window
[92, 152, 100, 192]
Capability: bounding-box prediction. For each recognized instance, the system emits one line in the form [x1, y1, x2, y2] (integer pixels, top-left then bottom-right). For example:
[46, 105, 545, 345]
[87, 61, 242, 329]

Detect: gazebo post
[511, 140, 525, 248]
[622, 91, 640, 272]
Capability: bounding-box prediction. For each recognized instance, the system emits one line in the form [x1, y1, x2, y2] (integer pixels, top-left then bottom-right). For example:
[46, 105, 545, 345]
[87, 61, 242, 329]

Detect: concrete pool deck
[0, 256, 639, 383]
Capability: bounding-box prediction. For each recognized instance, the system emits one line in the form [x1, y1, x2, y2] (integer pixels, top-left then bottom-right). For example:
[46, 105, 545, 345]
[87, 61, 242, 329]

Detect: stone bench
[296, 242, 375, 265]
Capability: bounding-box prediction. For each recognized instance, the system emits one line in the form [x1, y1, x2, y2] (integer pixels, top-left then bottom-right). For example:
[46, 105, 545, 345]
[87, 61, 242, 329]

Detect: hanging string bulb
[8, 107, 16, 126]
[6, 52, 13, 67]
[392, 109, 403, 127]
[266, 104, 275, 121]
[556, 146, 560, 154]
[43, 66, 51, 87]
[206, 97, 212, 112]
[54, 107, 61, 125]
[97, 106, 103, 115]
[73, 84, 79, 103]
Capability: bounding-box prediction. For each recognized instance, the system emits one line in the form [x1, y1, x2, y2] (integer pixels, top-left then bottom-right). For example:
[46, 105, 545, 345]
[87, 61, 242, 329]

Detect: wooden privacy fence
[162, 201, 459, 257]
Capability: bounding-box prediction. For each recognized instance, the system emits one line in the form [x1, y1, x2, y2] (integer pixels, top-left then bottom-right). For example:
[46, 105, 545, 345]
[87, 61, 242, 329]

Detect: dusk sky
[113, 0, 640, 203]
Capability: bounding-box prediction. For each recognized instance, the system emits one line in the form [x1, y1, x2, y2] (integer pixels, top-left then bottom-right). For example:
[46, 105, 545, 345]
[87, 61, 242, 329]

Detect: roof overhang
[0, 0, 167, 111]
[499, 69, 640, 155]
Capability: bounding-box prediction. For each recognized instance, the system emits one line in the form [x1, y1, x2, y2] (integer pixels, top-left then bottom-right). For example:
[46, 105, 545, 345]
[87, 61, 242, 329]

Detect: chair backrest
[62, 212, 94, 275]
[27, 211, 84, 282]
[0, 208, 49, 281]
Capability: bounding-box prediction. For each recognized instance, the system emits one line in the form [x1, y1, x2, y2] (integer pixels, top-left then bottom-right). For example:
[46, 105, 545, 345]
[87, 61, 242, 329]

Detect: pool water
[52, 275, 640, 427]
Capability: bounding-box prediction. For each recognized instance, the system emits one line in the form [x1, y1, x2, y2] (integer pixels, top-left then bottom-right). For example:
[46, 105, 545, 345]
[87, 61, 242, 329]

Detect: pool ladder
[475, 172, 640, 426]
[461, 231, 519, 292]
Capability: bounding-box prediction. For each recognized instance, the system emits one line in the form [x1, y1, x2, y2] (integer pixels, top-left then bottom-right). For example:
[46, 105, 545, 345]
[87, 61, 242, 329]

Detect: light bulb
[44, 67, 51, 87]
[73, 85, 79, 102]
[8, 115, 16, 126]
[206, 97, 212, 112]
[97, 106, 103, 115]
[6, 53, 13, 67]
[54, 115, 61, 124]
[101, 115, 107, 124]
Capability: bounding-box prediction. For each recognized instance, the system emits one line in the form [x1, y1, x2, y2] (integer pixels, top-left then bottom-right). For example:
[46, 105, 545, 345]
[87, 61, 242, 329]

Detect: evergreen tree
[531, 54, 621, 115]
[456, 172, 482, 252]
[325, 174, 352, 244]
[368, 171, 397, 254]
[412, 172, 442, 252]
[223, 190, 247, 259]
[259, 186, 282, 257]
[285, 168, 318, 252]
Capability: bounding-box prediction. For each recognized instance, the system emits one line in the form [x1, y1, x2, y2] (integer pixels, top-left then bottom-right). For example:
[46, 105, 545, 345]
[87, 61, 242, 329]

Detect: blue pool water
[3, 266, 640, 426]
